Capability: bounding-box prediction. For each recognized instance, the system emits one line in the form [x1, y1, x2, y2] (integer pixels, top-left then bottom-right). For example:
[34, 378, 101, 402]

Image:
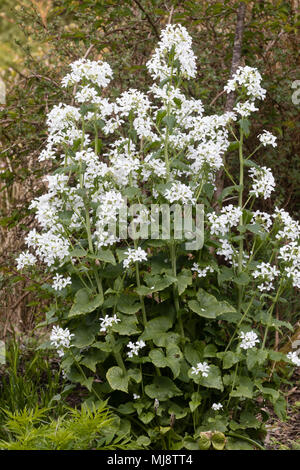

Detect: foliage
[1, 0, 299, 344]
[0, 337, 68, 419]
[0, 402, 141, 450]
[14, 24, 300, 450]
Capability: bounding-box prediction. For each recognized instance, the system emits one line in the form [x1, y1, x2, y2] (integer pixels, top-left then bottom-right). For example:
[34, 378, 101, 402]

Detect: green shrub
[15, 24, 300, 450]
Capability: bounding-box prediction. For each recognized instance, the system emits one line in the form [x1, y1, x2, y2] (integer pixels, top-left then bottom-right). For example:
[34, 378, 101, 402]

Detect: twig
[132, 0, 160, 39]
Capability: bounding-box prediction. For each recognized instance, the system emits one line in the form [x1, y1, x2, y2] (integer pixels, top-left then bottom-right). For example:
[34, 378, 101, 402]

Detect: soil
[265, 369, 300, 450]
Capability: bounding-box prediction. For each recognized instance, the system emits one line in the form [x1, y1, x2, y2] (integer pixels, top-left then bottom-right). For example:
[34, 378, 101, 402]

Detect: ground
[265, 369, 300, 450]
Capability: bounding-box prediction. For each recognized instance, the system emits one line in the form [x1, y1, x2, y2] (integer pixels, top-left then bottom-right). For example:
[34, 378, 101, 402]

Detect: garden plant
[14, 24, 300, 450]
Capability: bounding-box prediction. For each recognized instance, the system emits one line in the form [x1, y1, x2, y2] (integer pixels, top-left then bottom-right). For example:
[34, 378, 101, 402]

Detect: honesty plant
[17, 24, 300, 449]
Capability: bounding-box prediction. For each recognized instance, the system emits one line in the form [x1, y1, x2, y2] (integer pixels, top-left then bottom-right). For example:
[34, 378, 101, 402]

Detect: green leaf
[176, 270, 193, 295]
[127, 368, 142, 384]
[112, 313, 141, 336]
[88, 249, 116, 265]
[245, 223, 266, 238]
[218, 266, 234, 284]
[72, 324, 97, 348]
[246, 349, 268, 370]
[136, 435, 151, 447]
[233, 272, 250, 286]
[239, 118, 251, 137]
[69, 288, 103, 317]
[152, 331, 180, 347]
[211, 432, 226, 450]
[239, 411, 261, 430]
[139, 412, 155, 424]
[184, 342, 204, 365]
[189, 364, 223, 391]
[189, 392, 202, 412]
[69, 247, 87, 257]
[231, 376, 253, 399]
[145, 377, 182, 401]
[149, 345, 182, 378]
[243, 159, 260, 169]
[117, 295, 141, 314]
[198, 432, 211, 450]
[162, 114, 176, 131]
[274, 395, 287, 420]
[80, 349, 107, 372]
[226, 437, 253, 450]
[141, 316, 172, 341]
[106, 366, 128, 393]
[188, 289, 236, 319]
[222, 351, 240, 369]
[136, 275, 175, 296]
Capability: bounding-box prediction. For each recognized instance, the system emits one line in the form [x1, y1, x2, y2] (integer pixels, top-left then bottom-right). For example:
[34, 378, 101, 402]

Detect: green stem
[70, 349, 102, 402]
[170, 242, 184, 338]
[261, 280, 283, 349]
[237, 128, 244, 315]
[227, 432, 265, 450]
[225, 293, 256, 352]
[110, 334, 126, 373]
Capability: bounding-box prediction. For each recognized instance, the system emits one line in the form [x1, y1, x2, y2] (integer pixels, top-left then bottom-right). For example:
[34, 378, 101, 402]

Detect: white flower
[123, 248, 148, 269]
[239, 331, 260, 350]
[16, 251, 37, 270]
[234, 100, 258, 117]
[127, 340, 146, 358]
[258, 130, 277, 147]
[52, 274, 72, 291]
[61, 58, 113, 88]
[252, 210, 273, 231]
[191, 361, 210, 377]
[224, 66, 266, 101]
[191, 263, 214, 278]
[212, 403, 223, 411]
[208, 205, 242, 236]
[133, 394, 140, 400]
[249, 166, 275, 199]
[274, 208, 300, 241]
[50, 326, 74, 357]
[46, 103, 81, 134]
[287, 351, 300, 367]
[146, 24, 197, 81]
[252, 262, 280, 292]
[164, 181, 195, 205]
[99, 314, 121, 332]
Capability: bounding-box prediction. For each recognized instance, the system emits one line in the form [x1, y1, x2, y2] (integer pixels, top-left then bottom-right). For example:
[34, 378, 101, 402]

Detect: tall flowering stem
[237, 126, 244, 314]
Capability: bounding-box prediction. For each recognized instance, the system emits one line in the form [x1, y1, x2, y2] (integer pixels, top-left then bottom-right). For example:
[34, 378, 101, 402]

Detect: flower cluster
[287, 351, 300, 367]
[146, 23, 197, 81]
[224, 66, 266, 101]
[211, 403, 223, 411]
[123, 248, 148, 269]
[99, 314, 121, 333]
[127, 340, 146, 358]
[16, 251, 37, 270]
[191, 263, 214, 278]
[249, 166, 275, 199]
[164, 182, 195, 205]
[52, 274, 72, 291]
[191, 362, 210, 377]
[252, 262, 280, 292]
[61, 58, 113, 88]
[258, 130, 277, 147]
[239, 331, 260, 350]
[208, 205, 242, 236]
[50, 326, 74, 357]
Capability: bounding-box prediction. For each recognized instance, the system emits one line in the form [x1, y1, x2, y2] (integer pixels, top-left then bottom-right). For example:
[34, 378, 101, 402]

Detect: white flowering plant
[17, 25, 300, 450]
